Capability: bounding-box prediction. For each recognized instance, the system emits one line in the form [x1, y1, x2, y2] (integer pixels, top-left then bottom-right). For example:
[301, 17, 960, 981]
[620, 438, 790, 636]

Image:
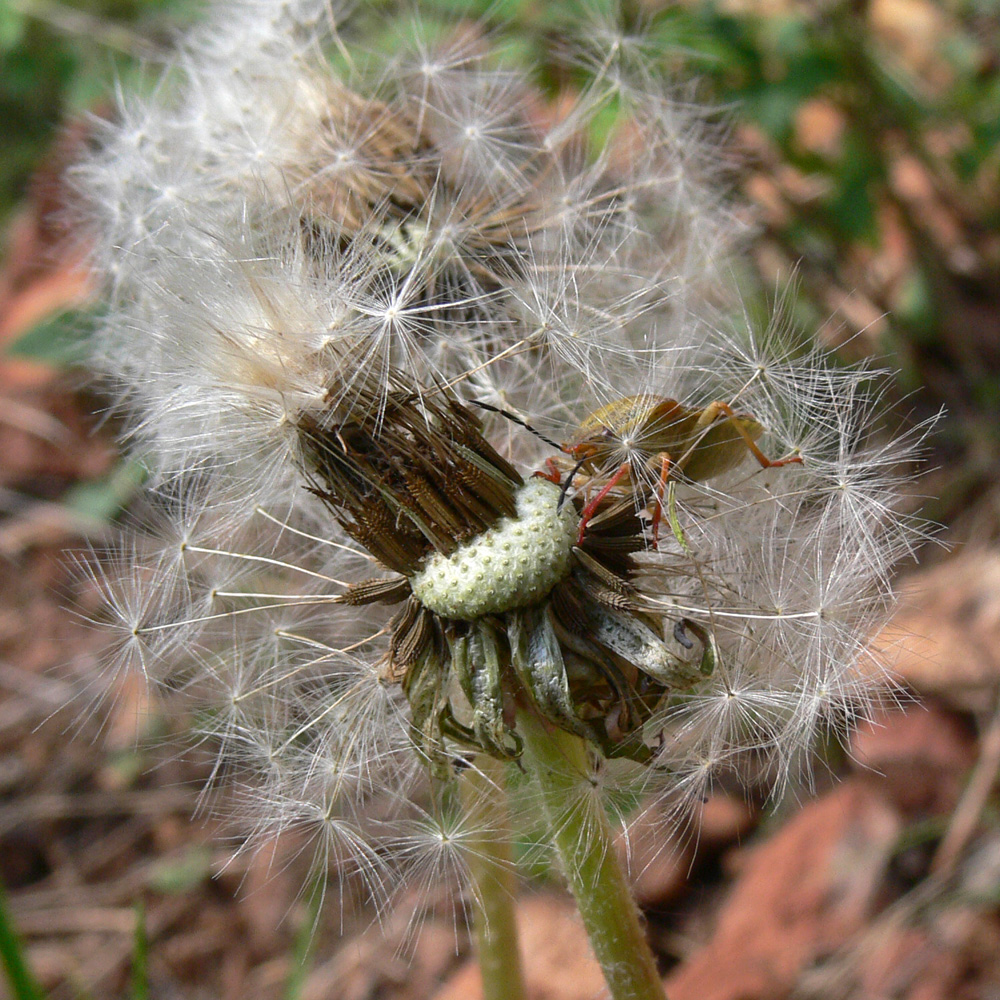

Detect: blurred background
[1, 1, 999, 997]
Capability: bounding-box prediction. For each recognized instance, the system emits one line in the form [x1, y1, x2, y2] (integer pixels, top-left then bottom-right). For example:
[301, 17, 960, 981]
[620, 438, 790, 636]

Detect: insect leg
[699, 401, 803, 469]
[649, 452, 673, 549]
[536, 456, 563, 483]
[576, 461, 631, 545]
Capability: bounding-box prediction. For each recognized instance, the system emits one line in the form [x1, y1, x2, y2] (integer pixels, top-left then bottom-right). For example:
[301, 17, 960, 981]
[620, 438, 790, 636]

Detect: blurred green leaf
[824, 130, 882, 242]
[0, 0, 198, 223]
[896, 269, 937, 341]
[147, 847, 213, 894]
[6, 309, 99, 366]
[106, 747, 149, 787]
[973, 378, 1000, 412]
[62, 459, 147, 523]
[0, 7, 29, 48]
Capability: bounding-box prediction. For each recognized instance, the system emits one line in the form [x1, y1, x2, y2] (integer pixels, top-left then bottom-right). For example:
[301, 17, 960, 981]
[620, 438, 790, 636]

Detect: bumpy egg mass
[410, 478, 579, 621]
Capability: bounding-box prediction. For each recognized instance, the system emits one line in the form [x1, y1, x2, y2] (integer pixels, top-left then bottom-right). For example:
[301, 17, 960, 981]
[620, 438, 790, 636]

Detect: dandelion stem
[460, 757, 525, 1000]
[516, 708, 668, 1000]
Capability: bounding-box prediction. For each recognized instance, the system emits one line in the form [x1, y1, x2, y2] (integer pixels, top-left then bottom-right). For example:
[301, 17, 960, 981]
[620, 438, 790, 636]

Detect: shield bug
[552, 395, 803, 545]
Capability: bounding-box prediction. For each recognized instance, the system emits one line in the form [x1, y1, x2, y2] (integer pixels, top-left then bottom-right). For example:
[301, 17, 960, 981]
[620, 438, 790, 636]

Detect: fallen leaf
[434, 894, 609, 1000]
[664, 782, 902, 1000]
[872, 552, 1000, 711]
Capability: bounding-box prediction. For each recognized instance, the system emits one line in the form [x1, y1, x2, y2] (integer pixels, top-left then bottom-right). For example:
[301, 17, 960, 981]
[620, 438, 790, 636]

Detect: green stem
[460, 756, 525, 1000]
[516, 708, 667, 1000]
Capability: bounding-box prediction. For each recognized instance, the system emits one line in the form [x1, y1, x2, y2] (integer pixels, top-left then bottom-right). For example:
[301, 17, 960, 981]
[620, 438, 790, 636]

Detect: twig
[931, 689, 1000, 878]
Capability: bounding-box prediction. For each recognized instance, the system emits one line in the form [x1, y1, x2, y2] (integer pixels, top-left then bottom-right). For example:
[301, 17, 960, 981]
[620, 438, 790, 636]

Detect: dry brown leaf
[851, 702, 977, 817]
[433, 894, 609, 1000]
[872, 551, 1000, 711]
[664, 782, 902, 1000]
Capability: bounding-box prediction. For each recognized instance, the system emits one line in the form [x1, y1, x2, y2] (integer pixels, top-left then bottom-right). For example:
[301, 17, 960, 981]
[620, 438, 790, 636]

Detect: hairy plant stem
[460, 755, 525, 1000]
[516, 708, 668, 1000]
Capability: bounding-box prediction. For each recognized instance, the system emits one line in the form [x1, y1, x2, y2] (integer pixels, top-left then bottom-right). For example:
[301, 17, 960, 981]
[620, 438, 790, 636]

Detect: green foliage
[0, 0, 197, 225]
[282, 879, 325, 1000]
[0, 880, 45, 1000]
[7, 308, 99, 366]
[130, 903, 148, 1000]
[61, 458, 147, 523]
[147, 848, 213, 894]
[4, 307, 146, 526]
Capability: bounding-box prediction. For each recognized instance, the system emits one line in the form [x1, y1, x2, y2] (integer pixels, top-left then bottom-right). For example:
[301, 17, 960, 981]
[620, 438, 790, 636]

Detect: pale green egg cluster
[410, 478, 579, 621]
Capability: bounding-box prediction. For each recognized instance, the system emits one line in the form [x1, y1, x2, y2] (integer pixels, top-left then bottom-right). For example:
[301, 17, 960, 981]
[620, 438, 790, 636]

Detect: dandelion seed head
[71, 0, 935, 922]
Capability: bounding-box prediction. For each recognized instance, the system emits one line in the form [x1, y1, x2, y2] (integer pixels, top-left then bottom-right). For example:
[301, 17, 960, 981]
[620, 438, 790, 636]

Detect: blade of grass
[283, 876, 324, 1000]
[130, 902, 148, 1000]
[0, 880, 45, 1000]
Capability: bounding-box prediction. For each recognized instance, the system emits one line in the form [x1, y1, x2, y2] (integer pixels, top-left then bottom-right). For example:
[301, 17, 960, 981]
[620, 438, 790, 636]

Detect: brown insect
[547, 396, 803, 545]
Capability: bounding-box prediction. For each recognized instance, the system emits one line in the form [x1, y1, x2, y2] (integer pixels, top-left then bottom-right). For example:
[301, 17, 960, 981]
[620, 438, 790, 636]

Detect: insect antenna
[464, 398, 600, 513]
[464, 399, 591, 512]
[466, 399, 564, 453]
[557, 454, 590, 512]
